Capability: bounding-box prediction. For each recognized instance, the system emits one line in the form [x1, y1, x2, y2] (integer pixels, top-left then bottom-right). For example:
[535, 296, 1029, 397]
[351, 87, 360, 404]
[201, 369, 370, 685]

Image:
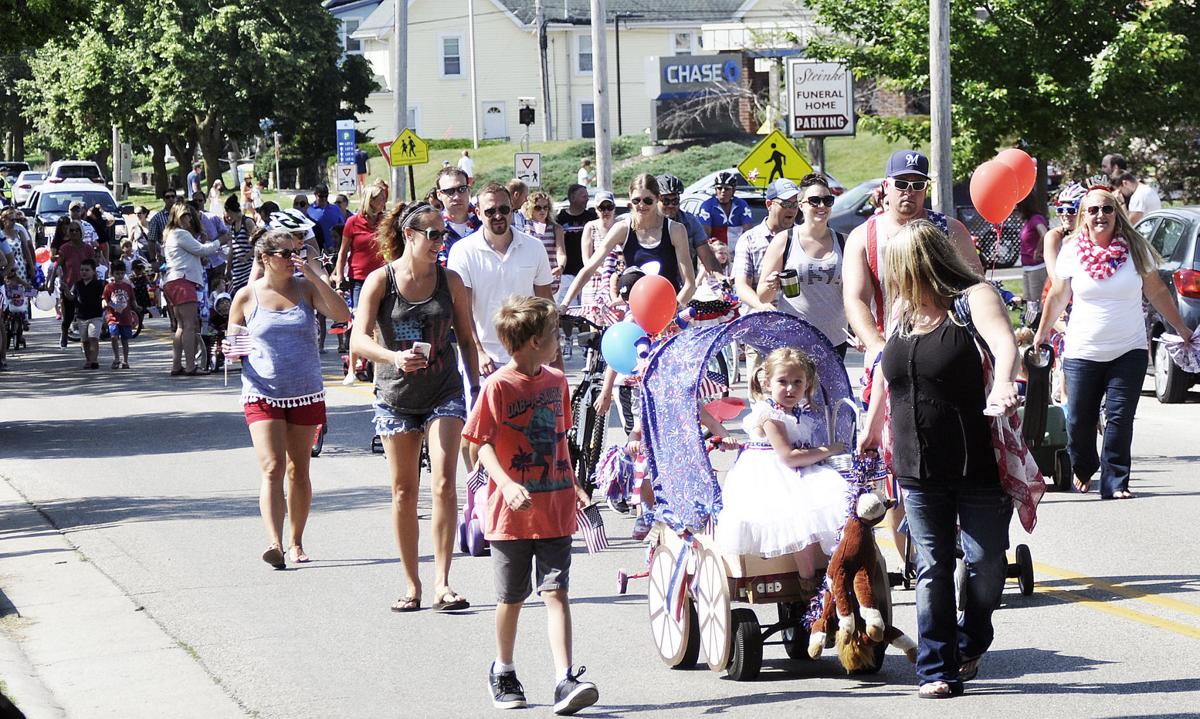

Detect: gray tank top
[373, 264, 465, 413]
[240, 282, 324, 406]
[777, 228, 847, 346]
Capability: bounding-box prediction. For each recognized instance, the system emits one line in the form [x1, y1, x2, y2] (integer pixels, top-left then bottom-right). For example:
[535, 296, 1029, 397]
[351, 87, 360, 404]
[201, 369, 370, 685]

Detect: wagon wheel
[646, 546, 694, 667]
[695, 548, 732, 672]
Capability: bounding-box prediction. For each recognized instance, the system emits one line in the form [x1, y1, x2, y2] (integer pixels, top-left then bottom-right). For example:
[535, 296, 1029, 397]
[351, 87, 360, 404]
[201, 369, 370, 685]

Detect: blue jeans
[1062, 349, 1148, 497]
[904, 483, 1013, 690]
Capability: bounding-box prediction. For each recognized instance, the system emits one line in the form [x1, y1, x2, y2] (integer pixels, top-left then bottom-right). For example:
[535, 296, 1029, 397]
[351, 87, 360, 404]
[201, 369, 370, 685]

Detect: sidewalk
[0, 478, 246, 719]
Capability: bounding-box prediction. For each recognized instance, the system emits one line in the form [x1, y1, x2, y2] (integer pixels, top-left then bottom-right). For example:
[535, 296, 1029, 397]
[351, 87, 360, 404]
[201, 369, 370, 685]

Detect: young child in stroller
[714, 347, 849, 593]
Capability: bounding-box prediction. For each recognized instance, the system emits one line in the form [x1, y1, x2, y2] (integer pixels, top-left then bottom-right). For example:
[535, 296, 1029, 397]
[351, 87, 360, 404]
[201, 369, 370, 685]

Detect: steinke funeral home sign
[786, 59, 855, 137]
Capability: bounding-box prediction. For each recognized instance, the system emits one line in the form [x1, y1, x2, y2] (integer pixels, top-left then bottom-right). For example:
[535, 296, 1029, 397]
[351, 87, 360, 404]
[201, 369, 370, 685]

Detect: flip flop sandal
[1073, 476, 1091, 494]
[391, 596, 421, 613]
[1115, 490, 1136, 500]
[918, 681, 961, 699]
[261, 546, 286, 570]
[289, 546, 311, 563]
[432, 590, 470, 612]
[959, 654, 982, 681]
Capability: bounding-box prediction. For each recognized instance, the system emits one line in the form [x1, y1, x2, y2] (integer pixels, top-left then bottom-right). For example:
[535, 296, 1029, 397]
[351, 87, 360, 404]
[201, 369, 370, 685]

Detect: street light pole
[590, 0, 612, 190]
[929, 0, 953, 218]
[392, 0, 408, 200]
[468, 0, 480, 149]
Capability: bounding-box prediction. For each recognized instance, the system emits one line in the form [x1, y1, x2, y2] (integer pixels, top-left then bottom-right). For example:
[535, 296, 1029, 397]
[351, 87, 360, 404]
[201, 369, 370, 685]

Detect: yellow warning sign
[389, 128, 429, 167]
[736, 130, 813, 189]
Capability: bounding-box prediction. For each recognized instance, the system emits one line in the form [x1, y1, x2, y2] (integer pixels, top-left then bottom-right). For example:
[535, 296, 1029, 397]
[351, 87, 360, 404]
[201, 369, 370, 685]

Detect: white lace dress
[715, 402, 848, 558]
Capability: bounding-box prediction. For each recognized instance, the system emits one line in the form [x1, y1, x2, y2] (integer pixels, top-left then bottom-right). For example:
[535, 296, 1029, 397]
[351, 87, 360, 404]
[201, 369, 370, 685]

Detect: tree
[800, 0, 1198, 198]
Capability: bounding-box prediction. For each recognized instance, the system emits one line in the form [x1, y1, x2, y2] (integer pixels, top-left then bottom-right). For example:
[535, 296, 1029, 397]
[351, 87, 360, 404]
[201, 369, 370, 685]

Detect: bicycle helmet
[616, 266, 646, 302]
[656, 174, 684, 196]
[713, 170, 738, 188]
[1056, 182, 1086, 210]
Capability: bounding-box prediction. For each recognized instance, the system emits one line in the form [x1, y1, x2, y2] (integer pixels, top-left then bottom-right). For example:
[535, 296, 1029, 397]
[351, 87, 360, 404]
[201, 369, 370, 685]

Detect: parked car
[1133, 207, 1200, 403]
[12, 171, 45, 206]
[46, 160, 107, 185]
[22, 183, 131, 247]
[0, 161, 31, 176]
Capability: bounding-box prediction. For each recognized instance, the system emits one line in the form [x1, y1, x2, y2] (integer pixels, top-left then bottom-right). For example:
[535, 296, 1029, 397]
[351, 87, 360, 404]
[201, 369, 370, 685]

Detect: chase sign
[664, 58, 740, 86]
[648, 53, 743, 100]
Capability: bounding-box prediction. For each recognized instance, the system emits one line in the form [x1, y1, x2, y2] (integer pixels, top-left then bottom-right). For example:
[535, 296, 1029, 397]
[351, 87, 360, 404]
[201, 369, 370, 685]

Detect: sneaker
[606, 497, 630, 515]
[553, 666, 598, 716]
[489, 667, 526, 710]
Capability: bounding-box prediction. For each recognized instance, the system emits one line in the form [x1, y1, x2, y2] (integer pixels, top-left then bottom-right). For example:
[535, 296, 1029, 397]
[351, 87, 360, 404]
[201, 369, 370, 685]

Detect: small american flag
[697, 369, 729, 402]
[466, 465, 488, 495]
[576, 504, 608, 554]
[222, 333, 253, 359]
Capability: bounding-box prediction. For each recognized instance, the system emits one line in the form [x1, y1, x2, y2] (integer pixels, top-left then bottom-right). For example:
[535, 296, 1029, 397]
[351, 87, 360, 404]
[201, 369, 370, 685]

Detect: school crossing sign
[388, 128, 429, 167]
[736, 130, 814, 189]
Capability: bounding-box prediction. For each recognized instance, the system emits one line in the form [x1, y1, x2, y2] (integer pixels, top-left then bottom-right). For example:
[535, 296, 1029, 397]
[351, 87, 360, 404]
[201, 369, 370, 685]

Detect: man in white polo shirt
[448, 181, 556, 385]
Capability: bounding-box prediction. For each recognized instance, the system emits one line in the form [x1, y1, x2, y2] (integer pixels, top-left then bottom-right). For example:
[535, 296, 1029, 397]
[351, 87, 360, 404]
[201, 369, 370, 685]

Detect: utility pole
[536, 0, 553, 141]
[392, 0, 408, 200]
[111, 125, 122, 200]
[589, 0, 612, 190]
[929, 0, 953, 218]
[273, 131, 282, 191]
[468, 0, 480, 149]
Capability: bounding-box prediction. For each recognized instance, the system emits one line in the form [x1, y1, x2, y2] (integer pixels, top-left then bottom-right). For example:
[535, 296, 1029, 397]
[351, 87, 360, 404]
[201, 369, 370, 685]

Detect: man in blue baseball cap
[843, 149, 982, 352]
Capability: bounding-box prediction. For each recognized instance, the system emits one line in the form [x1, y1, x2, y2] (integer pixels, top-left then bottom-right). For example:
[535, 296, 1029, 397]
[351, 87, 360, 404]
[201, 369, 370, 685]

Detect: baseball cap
[885, 150, 931, 180]
[594, 190, 615, 206]
[765, 179, 800, 201]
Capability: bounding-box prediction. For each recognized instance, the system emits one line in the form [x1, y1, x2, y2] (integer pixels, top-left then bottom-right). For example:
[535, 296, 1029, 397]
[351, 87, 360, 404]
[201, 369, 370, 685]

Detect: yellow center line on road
[875, 534, 1200, 641]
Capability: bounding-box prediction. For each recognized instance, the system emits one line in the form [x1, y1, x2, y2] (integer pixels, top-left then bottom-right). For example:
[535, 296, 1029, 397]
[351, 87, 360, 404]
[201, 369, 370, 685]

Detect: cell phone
[412, 341, 431, 359]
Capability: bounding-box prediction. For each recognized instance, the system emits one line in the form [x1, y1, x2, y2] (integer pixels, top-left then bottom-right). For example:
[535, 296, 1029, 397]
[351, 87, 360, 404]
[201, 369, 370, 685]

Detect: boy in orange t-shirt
[463, 296, 598, 715]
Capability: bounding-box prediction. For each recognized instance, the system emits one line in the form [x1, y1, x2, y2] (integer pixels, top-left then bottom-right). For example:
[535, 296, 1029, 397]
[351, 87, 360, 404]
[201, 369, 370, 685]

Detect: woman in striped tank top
[522, 190, 566, 292]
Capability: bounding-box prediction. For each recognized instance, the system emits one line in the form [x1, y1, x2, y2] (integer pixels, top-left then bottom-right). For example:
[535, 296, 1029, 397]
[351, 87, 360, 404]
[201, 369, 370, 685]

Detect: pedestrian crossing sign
[736, 130, 813, 189]
[389, 128, 429, 167]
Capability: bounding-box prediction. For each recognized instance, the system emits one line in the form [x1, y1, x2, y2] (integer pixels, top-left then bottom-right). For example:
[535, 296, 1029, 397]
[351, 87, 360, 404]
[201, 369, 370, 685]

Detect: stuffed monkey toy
[808, 492, 918, 671]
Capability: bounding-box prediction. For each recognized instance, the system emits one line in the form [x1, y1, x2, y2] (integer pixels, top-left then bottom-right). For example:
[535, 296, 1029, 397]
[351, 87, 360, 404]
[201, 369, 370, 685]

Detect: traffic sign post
[335, 164, 357, 194]
[514, 152, 541, 188]
[336, 119, 356, 164]
[785, 60, 855, 137]
[736, 130, 814, 189]
[389, 128, 429, 167]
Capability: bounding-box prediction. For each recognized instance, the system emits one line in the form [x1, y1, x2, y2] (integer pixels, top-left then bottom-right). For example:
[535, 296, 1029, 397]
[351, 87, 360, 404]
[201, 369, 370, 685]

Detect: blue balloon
[601, 321, 648, 375]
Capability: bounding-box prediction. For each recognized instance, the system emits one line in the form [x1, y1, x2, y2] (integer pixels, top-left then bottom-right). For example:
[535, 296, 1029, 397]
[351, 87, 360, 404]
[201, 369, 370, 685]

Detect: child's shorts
[491, 536, 572, 604]
[243, 399, 327, 426]
[372, 395, 466, 436]
[108, 323, 134, 339]
[80, 317, 103, 340]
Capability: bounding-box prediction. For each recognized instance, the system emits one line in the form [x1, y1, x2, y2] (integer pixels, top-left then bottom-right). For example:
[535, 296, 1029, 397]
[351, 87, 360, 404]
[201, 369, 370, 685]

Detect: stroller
[636, 311, 896, 681]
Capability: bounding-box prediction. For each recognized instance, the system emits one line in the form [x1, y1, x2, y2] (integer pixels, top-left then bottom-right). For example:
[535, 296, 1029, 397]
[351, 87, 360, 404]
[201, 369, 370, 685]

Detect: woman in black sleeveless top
[859, 220, 1021, 699]
[558, 173, 695, 308]
[351, 202, 480, 613]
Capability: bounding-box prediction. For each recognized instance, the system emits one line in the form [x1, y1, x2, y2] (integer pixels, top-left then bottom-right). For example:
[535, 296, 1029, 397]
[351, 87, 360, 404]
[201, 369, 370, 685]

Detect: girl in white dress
[715, 347, 849, 589]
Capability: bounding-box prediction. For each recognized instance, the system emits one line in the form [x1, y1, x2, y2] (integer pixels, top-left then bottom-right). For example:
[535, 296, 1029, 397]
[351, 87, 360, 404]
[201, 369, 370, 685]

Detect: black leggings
[60, 295, 76, 338]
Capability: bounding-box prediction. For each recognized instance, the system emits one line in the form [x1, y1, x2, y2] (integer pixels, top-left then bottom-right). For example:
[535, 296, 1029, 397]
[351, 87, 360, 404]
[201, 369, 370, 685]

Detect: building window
[577, 34, 593, 74]
[673, 32, 694, 55]
[579, 102, 595, 139]
[441, 35, 463, 77]
[342, 20, 361, 54]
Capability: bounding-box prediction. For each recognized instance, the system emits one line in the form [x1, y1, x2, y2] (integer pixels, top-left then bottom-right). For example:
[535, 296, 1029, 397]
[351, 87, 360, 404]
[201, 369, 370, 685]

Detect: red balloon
[970, 160, 1019, 225]
[628, 275, 677, 335]
[996, 148, 1036, 201]
[35, 247, 51, 264]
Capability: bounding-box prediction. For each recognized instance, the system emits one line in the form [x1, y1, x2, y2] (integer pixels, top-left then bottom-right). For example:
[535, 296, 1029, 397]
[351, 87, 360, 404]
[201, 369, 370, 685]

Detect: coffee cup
[778, 269, 801, 298]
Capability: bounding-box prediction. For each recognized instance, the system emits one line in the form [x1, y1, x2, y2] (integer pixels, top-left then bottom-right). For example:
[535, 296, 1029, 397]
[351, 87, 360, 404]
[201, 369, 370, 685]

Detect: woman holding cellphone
[351, 202, 479, 613]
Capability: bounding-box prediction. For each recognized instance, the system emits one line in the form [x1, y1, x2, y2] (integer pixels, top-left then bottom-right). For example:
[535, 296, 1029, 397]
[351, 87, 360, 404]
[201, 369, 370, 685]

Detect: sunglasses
[598, 203, 615, 212]
[409, 227, 449, 242]
[1085, 205, 1116, 216]
[532, 204, 550, 211]
[803, 195, 836, 208]
[264, 248, 300, 259]
[1056, 206, 1078, 216]
[774, 199, 799, 209]
[483, 205, 511, 218]
[438, 185, 470, 196]
[891, 179, 930, 192]
[632, 196, 656, 206]
[658, 196, 680, 206]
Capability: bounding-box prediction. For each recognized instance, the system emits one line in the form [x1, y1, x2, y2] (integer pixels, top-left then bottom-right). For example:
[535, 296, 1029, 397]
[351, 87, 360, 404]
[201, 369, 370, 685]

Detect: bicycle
[561, 313, 609, 497]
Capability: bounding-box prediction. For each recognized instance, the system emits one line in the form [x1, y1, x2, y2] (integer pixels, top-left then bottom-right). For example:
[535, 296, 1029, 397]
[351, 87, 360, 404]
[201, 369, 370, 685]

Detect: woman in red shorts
[227, 229, 351, 569]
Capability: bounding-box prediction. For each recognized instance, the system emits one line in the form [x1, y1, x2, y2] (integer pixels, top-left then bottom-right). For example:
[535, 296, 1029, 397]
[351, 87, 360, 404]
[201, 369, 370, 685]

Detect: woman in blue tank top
[227, 229, 351, 570]
[558, 173, 695, 309]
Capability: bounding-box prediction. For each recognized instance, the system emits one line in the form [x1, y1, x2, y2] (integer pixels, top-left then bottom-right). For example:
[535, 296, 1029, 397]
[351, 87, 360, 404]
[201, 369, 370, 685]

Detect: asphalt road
[2, 314, 1199, 718]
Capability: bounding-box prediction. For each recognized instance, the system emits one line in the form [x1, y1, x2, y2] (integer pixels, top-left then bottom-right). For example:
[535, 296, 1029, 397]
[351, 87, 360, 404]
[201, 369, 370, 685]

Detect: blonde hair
[523, 190, 554, 220]
[494, 295, 558, 355]
[1073, 188, 1159, 275]
[361, 182, 389, 223]
[1014, 326, 1034, 348]
[166, 202, 202, 234]
[749, 347, 818, 403]
[883, 219, 983, 338]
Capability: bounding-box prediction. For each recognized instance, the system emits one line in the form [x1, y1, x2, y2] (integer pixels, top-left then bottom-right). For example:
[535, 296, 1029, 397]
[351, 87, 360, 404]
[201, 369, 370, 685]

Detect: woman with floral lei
[1034, 186, 1192, 499]
[714, 347, 848, 593]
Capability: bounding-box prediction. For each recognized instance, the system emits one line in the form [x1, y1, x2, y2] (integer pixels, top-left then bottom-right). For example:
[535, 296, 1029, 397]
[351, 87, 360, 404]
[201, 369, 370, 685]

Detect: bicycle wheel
[580, 403, 607, 495]
[567, 380, 589, 470]
[131, 311, 144, 339]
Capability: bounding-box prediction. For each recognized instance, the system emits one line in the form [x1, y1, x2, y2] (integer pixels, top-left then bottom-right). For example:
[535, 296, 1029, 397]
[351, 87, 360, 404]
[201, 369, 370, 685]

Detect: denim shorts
[373, 394, 467, 436]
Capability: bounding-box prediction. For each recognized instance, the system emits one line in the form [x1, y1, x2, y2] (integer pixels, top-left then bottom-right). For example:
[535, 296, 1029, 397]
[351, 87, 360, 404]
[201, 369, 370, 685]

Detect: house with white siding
[324, 0, 817, 142]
